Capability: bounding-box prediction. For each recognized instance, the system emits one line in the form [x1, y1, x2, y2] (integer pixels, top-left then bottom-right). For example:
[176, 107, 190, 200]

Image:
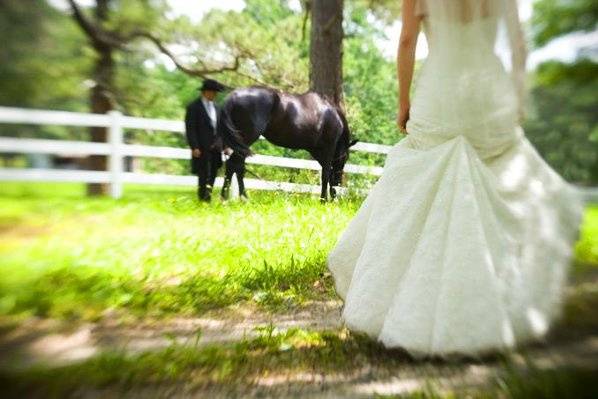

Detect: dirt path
[0, 300, 344, 369]
[1, 274, 597, 398]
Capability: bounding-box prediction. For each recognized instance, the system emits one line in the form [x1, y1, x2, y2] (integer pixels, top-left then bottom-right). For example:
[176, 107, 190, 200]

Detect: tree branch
[67, 0, 96, 38]
[301, 0, 311, 42]
[67, 0, 126, 49]
[67, 2, 251, 82]
[235, 70, 274, 88]
[132, 32, 242, 77]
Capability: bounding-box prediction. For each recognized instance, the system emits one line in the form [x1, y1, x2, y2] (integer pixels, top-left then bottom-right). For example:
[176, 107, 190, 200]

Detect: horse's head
[332, 138, 358, 186]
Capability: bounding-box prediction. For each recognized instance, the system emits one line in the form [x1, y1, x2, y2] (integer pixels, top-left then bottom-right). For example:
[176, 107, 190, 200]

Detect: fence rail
[0, 106, 389, 198]
[0, 106, 596, 202]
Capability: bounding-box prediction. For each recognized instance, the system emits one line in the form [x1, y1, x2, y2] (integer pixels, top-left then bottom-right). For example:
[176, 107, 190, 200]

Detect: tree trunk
[309, 0, 344, 106]
[86, 0, 114, 196]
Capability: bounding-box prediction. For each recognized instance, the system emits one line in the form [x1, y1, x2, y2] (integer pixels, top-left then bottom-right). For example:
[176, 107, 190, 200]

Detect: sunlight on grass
[1, 324, 595, 398]
[575, 205, 598, 266]
[0, 182, 596, 321]
[0, 183, 597, 398]
[0, 183, 358, 319]
[0, 327, 396, 397]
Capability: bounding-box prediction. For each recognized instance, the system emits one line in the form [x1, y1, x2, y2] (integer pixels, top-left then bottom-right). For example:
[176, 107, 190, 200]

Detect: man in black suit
[185, 79, 227, 201]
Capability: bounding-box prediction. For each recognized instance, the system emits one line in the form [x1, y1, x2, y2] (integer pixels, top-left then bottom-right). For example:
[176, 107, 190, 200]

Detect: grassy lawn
[0, 182, 596, 398]
[0, 183, 362, 320]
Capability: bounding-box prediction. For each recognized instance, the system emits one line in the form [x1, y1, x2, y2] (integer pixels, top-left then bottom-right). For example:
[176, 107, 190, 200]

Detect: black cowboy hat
[199, 79, 227, 92]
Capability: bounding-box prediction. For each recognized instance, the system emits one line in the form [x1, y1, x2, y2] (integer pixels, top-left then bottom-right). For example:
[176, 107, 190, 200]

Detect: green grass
[0, 182, 597, 398]
[0, 182, 361, 319]
[0, 182, 596, 321]
[576, 205, 598, 265]
[492, 363, 598, 399]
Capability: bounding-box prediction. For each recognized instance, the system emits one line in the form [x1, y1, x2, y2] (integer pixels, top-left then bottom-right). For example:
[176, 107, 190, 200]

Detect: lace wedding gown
[327, 0, 584, 357]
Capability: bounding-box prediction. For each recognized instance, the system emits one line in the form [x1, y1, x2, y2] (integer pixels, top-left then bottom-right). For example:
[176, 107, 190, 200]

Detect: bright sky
[165, 0, 246, 21]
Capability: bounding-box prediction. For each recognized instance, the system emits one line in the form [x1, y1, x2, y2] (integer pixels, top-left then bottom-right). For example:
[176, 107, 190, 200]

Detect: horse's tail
[218, 101, 253, 157]
[335, 106, 352, 152]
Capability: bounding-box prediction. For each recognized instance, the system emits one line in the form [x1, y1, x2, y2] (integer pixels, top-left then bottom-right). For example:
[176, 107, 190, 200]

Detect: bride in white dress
[327, 0, 584, 357]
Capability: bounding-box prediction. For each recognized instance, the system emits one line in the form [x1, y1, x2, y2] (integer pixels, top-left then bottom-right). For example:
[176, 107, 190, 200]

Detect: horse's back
[225, 87, 278, 136]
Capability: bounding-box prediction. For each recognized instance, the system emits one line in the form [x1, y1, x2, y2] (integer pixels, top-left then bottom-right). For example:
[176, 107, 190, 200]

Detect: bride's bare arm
[505, 0, 528, 120]
[397, 0, 421, 133]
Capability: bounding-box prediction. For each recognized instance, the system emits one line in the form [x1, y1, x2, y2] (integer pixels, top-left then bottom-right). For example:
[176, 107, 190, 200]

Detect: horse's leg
[320, 161, 332, 202]
[221, 163, 233, 200]
[237, 158, 247, 198]
[221, 176, 230, 200]
[328, 164, 338, 200]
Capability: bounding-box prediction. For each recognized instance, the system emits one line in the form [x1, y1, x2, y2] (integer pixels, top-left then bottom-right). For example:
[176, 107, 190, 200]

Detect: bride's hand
[397, 104, 410, 134]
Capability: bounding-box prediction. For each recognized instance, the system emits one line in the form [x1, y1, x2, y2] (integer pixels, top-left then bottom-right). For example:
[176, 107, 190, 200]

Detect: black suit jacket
[185, 98, 223, 174]
[184, 98, 222, 152]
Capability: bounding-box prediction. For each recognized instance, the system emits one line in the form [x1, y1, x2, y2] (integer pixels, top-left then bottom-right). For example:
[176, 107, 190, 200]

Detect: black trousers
[196, 150, 222, 200]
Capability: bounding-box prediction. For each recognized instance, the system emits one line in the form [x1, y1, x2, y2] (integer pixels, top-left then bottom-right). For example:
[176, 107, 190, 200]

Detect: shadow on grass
[1, 260, 596, 398]
[0, 328, 426, 397]
[0, 255, 334, 320]
[491, 363, 598, 399]
[0, 329, 411, 398]
[1, 325, 596, 399]
[550, 262, 598, 341]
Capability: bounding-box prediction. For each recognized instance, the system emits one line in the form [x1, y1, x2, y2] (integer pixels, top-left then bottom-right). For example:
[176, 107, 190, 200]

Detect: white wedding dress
[327, 0, 584, 357]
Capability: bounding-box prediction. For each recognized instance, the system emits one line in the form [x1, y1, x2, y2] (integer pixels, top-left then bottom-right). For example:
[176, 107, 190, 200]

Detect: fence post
[108, 110, 124, 199]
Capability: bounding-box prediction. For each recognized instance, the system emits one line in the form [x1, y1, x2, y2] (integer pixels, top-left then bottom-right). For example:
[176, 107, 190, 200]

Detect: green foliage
[524, 60, 598, 184]
[0, 0, 89, 111]
[525, 0, 598, 185]
[344, 4, 400, 147]
[0, 0, 596, 185]
[0, 0, 91, 142]
[181, 0, 310, 92]
[106, 0, 168, 34]
[349, 0, 402, 23]
[532, 0, 598, 47]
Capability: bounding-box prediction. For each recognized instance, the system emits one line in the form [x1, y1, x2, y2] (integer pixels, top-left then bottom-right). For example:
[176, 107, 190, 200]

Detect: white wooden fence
[0, 106, 596, 202]
[0, 106, 389, 198]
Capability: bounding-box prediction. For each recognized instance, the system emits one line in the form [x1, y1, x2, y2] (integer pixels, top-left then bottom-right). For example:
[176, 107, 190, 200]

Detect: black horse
[218, 87, 357, 201]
